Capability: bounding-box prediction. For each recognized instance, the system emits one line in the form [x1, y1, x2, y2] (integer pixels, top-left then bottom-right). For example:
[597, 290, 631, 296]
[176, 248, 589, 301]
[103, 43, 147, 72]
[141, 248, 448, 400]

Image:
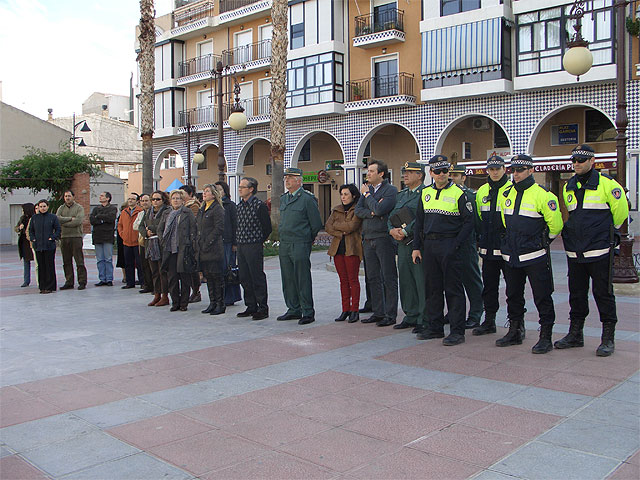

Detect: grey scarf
[163, 208, 181, 254]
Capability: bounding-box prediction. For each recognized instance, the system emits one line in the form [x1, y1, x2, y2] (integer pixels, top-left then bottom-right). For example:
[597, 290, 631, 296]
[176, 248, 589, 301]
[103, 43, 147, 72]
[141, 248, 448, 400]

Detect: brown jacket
[117, 206, 144, 247]
[325, 203, 363, 259]
[185, 198, 201, 217]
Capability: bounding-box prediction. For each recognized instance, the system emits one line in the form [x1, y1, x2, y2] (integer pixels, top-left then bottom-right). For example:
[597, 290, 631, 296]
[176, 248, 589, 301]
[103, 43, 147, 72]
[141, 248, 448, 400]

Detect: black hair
[215, 181, 230, 198]
[339, 184, 360, 202]
[179, 185, 195, 196]
[103, 191, 112, 202]
[241, 177, 258, 195]
[129, 192, 140, 201]
[368, 159, 388, 177]
[64, 189, 75, 197]
[37, 199, 49, 207]
[22, 203, 35, 217]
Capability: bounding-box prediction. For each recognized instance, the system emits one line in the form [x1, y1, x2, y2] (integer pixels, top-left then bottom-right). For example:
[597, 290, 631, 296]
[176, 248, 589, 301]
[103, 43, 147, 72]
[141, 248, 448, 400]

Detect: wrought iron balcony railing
[223, 39, 272, 66]
[173, 1, 215, 27]
[354, 8, 404, 37]
[179, 53, 222, 78]
[346, 72, 414, 101]
[219, 0, 262, 14]
[179, 96, 270, 127]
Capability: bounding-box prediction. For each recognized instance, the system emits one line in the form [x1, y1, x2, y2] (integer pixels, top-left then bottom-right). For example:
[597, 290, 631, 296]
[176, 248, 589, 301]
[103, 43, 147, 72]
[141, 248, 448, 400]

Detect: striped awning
[421, 18, 502, 80]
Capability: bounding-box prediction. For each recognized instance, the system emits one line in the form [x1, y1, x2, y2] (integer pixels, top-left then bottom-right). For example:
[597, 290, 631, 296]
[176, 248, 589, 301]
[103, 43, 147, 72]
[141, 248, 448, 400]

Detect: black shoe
[77, 285, 86, 290]
[334, 312, 349, 322]
[362, 315, 384, 324]
[202, 303, 215, 314]
[472, 317, 497, 336]
[210, 305, 226, 315]
[465, 318, 480, 329]
[532, 325, 554, 354]
[443, 333, 465, 346]
[105, 281, 113, 286]
[139, 288, 153, 294]
[277, 313, 302, 321]
[359, 305, 373, 313]
[347, 311, 359, 323]
[554, 319, 585, 349]
[596, 323, 615, 357]
[376, 318, 396, 327]
[298, 316, 315, 325]
[95, 281, 106, 287]
[121, 285, 135, 289]
[417, 329, 445, 340]
[179, 306, 188, 312]
[496, 320, 524, 347]
[252, 311, 269, 321]
[237, 309, 257, 318]
[20, 282, 29, 288]
[170, 305, 180, 312]
[60, 284, 73, 290]
[393, 321, 414, 330]
[413, 325, 426, 334]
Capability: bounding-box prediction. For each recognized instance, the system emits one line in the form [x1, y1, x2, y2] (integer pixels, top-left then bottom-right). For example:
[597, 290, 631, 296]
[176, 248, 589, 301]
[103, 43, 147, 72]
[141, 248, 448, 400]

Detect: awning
[458, 153, 618, 175]
[421, 17, 502, 80]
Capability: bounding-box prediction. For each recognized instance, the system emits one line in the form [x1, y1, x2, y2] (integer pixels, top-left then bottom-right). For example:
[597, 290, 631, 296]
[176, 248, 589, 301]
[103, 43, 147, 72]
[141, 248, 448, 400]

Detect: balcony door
[258, 78, 272, 115]
[196, 40, 214, 73]
[197, 89, 215, 124]
[238, 81, 254, 117]
[374, 57, 398, 98]
[234, 30, 253, 65]
[373, 1, 397, 31]
[259, 24, 273, 59]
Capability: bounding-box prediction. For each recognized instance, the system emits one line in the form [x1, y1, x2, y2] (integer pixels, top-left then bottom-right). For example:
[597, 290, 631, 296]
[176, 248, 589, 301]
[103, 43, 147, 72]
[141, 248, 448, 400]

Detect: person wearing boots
[140, 190, 170, 307]
[473, 156, 512, 337]
[412, 155, 474, 346]
[498, 154, 563, 354]
[196, 184, 226, 316]
[555, 144, 629, 357]
[180, 185, 202, 303]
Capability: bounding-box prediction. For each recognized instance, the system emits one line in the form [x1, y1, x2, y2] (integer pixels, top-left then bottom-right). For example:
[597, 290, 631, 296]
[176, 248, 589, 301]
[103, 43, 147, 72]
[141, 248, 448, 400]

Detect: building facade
[140, 0, 640, 229]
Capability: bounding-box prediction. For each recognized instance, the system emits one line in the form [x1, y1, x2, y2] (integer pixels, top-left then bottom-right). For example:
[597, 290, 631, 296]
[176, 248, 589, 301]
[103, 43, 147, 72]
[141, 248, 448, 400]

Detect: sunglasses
[571, 157, 589, 164]
[509, 166, 529, 173]
[432, 168, 449, 175]
[151, 197, 162, 201]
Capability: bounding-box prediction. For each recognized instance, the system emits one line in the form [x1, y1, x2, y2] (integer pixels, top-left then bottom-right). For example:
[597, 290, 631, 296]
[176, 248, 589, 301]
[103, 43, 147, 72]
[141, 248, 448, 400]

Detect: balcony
[224, 39, 272, 74]
[178, 96, 271, 131]
[173, 1, 214, 26]
[345, 72, 415, 112]
[353, 9, 405, 48]
[177, 53, 222, 85]
[218, 0, 272, 24]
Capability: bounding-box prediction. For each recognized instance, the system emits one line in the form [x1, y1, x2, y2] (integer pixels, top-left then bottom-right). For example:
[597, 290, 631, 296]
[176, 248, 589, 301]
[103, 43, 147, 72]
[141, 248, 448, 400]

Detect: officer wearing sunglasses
[498, 154, 563, 354]
[554, 144, 629, 357]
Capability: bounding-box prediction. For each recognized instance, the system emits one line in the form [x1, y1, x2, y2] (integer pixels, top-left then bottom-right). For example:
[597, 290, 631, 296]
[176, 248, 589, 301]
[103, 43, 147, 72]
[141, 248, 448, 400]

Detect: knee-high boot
[210, 277, 226, 315]
[202, 278, 216, 314]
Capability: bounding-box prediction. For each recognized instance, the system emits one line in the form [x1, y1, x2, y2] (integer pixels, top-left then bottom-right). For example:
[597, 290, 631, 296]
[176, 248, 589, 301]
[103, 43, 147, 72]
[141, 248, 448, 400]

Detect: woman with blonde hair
[196, 184, 226, 315]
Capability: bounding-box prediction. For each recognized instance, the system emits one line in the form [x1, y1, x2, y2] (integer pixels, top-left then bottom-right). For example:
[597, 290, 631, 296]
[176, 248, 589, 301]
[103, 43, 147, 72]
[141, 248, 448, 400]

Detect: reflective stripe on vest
[566, 247, 609, 259]
[421, 185, 463, 214]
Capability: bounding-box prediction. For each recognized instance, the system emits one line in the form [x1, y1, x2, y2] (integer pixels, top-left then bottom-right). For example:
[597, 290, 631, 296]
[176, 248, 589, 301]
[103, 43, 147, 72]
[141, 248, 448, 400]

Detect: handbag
[226, 264, 240, 285]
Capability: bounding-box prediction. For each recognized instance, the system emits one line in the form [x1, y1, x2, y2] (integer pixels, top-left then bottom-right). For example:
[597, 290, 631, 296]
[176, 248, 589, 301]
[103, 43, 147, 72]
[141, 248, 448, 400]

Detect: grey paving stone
[572, 398, 640, 431]
[492, 441, 619, 480]
[138, 383, 226, 411]
[61, 453, 193, 480]
[0, 446, 14, 458]
[245, 359, 331, 383]
[628, 372, 640, 383]
[470, 470, 521, 480]
[333, 358, 408, 380]
[72, 397, 169, 429]
[385, 366, 463, 390]
[197, 372, 279, 396]
[439, 376, 526, 403]
[25, 431, 140, 478]
[538, 419, 639, 460]
[603, 381, 640, 404]
[0, 413, 99, 452]
[498, 386, 592, 416]
[334, 334, 421, 358]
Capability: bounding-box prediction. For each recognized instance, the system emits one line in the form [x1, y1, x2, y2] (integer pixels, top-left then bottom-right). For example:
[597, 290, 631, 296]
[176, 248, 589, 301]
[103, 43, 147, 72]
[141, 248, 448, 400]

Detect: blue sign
[558, 124, 579, 145]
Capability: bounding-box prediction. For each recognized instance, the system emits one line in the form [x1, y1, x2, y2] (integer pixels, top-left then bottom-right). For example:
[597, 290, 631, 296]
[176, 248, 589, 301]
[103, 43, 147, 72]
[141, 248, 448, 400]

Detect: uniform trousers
[35, 250, 57, 292]
[423, 239, 466, 335]
[279, 241, 314, 317]
[334, 254, 361, 312]
[238, 243, 268, 313]
[481, 257, 506, 317]
[460, 237, 483, 321]
[166, 253, 192, 307]
[504, 260, 555, 326]
[568, 256, 617, 324]
[363, 236, 398, 320]
[397, 242, 426, 325]
[61, 237, 87, 286]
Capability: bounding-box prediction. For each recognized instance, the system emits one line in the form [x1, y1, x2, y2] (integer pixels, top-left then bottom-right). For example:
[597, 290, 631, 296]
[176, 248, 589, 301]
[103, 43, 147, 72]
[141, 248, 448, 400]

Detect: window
[374, 58, 398, 97]
[374, 2, 397, 30]
[245, 145, 254, 166]
[287, 53, 344, 107]
[462, 142, 472, 160]
[585, 109, 616, 142]
[494, 126, 510, 148]
[290, 2, 304, 49]
[299, 140, 311, 162]
[163, 154, 177, 169]
[441, 0, 480, 17]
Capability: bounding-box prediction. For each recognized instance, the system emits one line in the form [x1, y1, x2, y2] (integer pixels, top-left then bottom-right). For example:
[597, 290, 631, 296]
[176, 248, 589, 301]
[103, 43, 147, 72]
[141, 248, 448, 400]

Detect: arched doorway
[192, 143, 221, 189]
[154, 148, 185, 192]
[236, 137, 272, 204]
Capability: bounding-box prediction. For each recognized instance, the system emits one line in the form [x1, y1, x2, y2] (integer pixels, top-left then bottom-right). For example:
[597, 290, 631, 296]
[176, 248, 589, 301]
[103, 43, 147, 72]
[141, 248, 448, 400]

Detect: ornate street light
[71, 113, 91, 154]
[563, 1, 593, 80]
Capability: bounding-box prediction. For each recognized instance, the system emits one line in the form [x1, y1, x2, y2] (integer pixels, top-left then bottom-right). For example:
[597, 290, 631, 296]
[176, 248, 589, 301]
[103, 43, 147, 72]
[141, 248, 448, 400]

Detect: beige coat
[325, 204, 363, 259]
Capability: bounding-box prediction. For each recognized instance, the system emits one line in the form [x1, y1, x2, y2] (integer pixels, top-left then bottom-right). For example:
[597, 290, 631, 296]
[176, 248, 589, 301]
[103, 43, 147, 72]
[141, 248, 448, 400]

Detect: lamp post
[562, 0, 638, 283]
[71, 113, 91, 154]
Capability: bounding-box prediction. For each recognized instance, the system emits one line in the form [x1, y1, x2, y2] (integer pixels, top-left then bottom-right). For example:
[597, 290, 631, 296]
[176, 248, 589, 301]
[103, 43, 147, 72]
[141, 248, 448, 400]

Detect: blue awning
[165, 178, 184, 192]
[421, 18, 502, 79]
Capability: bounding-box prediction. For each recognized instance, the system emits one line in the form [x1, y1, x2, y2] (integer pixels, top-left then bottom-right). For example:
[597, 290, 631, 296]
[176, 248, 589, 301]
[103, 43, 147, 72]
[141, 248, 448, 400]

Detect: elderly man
[277, 167, 323, 325]
[56, 190, 87, 290]
[90, 192, 118, 286]
[118, 192, 143, 289]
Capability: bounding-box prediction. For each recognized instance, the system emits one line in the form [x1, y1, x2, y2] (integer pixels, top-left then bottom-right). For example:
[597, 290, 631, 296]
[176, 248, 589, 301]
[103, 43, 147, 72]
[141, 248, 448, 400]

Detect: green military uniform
[278, 168, 323, 320]
[388, 163, 426, 327]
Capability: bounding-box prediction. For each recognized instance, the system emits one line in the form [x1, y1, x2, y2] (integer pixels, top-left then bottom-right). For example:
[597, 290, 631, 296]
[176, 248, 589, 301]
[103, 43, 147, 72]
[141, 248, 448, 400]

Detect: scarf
[487, 174, 509, 201]
[163, 208, 181, 254]
[342, 201, 355, 212]
[514, 175, 535, 193]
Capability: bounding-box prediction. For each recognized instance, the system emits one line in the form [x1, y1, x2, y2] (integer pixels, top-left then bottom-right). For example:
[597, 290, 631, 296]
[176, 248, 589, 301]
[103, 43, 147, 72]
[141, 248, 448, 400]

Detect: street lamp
[562, 0, 638, 283]
[71, 113, 91, 154]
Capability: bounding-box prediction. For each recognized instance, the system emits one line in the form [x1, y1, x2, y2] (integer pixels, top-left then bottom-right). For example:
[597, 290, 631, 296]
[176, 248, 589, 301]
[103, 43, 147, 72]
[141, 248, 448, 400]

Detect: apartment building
[139, 0, 639, 228]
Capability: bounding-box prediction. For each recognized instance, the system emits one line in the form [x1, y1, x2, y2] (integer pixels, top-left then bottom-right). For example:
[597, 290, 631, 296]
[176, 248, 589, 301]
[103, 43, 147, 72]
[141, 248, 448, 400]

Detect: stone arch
[290, 130, 346, 168]
[433, 113, 513, 159]
[153, 148, 182, 182]
[356, 122, 421, 165]
[235, 136, 271, 174]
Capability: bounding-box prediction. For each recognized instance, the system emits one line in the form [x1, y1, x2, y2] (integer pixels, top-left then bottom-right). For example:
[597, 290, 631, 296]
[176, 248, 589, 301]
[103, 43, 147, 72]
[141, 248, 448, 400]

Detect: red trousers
[334, 254, 361, 312]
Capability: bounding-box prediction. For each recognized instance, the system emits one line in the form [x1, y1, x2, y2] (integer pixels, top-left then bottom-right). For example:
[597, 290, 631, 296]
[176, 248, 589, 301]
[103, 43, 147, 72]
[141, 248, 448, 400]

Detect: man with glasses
[554, 144, 628, 357]
[118, 193, 144, 289]
[90, 192, 118, 286]
[498, 154, 563, 354]
[412, 155, 474, 346]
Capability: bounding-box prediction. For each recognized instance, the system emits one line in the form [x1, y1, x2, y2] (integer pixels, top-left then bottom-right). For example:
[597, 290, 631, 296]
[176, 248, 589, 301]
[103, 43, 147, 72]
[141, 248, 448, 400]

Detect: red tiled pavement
[32, 384, 127, 411]
[533, 371, 621, 396]
[342, 408, 449, 443]
[0, 456, 49, 480]
[458, 404, 562, 438]
[180, 396, 276, 427]
[239, 382, 326, 409]
[393, 392, 491, 423]
[340, 379, 429, 407]
[76, 363, 155, 384]
[183, 345, 283, 371]
[287, 370, 373, 393]
[0, 397, 61, 428]
[102, 372, 187, 396]
[607, 460, 640, 480]
[285, 393, 380, 427]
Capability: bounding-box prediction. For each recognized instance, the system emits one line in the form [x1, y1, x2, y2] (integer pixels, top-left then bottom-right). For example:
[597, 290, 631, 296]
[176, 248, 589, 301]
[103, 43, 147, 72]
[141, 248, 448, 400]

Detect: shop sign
[486, 149, 511, 159]
[325, 160, 344, 171]
[303, 172, 318, 183]
[557, 124, 579, 145]
[318, 170, 330, 183]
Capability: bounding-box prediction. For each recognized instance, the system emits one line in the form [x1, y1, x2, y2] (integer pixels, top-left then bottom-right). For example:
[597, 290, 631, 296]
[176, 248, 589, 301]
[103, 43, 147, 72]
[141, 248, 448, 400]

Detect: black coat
[89, 204, 118, 245]
[28, 212, 61, 252]
[221, 196, 238, 246]
[15, 215, 34, 261]
[139, 204, 169, 238]
[196, 201, 224, 265]
[158, 206, 197, 273]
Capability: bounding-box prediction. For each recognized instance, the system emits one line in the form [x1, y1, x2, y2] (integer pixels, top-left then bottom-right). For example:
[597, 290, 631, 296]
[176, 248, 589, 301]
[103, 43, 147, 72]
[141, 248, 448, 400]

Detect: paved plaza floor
[0, 243, 638, 479]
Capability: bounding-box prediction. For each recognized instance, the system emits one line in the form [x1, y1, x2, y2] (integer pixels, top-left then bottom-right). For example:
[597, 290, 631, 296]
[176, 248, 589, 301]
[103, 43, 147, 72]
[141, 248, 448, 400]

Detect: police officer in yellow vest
[498, 154, 563, 354]
[277, 167, 323, 325]
[554, 144, 629, 357]
[412, 155, 474, 346]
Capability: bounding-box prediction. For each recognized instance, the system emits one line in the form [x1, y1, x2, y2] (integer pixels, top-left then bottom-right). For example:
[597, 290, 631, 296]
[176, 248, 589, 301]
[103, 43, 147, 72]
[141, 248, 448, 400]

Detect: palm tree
[138, 0, 155, 194]
[269, 0, 288, 230]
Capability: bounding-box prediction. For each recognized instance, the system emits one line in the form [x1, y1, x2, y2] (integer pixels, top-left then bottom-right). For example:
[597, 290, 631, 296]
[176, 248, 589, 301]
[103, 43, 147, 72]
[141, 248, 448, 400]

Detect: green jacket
[387, 184, 424, 242]
[279, 188, 323, 243]
[56, 202, 85, 238]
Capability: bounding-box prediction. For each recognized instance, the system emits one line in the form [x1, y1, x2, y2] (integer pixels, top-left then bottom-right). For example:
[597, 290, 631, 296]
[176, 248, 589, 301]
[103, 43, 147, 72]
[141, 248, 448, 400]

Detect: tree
[269, 0, 288, 232]
[138, 0, 155, 194]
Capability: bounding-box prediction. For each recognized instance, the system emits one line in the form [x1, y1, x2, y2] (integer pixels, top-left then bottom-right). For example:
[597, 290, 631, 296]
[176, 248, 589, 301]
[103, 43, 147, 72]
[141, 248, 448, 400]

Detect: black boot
[554, 319, 585, 349]
[472, 314, 496, 336]
[347, 311, 359, 323]
[202, 279, 216, 313]
[335, 311, 349, 322]
[532, 325, 554, 354]
[596, 322, 615, 357]
[210, 278, 226, 315]
[495, 319, 523, 347]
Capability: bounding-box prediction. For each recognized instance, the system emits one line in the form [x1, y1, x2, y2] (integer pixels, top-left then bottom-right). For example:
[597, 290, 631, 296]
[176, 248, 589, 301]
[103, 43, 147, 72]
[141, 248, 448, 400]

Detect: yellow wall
[127, 168, 186, 196]
[441, 118, 496, 163]
[369, 124, 419, 190]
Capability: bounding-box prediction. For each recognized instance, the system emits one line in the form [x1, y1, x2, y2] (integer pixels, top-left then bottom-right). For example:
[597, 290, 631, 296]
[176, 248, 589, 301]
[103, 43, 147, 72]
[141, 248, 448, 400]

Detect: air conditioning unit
[473, 118, 491, 130]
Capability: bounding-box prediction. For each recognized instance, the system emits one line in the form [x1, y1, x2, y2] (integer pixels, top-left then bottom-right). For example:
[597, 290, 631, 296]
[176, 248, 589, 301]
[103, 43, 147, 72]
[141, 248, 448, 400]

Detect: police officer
[412, 155, 474, 346]
[388, 162, 427, 332]
[473, 156, 512, 336]
[498, 154, 563, 354]
[449, 164, 483, 329]
[277, 167, 323, 325]
[555, 144, 629, 357]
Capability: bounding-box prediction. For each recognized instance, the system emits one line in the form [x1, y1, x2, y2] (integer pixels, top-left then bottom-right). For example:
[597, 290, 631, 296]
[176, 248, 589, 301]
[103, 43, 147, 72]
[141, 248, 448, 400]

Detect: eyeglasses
[151, 198, 162, 201]
[238, 186, 249, 189]
[432, 168, 449, 175]
[571, 157, 589, 164]
[510, 166, 528, 173]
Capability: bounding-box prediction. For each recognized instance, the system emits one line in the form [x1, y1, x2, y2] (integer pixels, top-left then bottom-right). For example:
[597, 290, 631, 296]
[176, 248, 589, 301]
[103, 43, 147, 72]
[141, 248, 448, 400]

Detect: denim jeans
[95, 243, 114, 282]
[23, 259, 31, 286]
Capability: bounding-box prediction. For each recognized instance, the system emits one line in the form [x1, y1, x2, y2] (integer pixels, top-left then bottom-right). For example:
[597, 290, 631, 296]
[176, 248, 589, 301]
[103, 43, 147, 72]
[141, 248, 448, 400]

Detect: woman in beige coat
[325, 184, 363, 323]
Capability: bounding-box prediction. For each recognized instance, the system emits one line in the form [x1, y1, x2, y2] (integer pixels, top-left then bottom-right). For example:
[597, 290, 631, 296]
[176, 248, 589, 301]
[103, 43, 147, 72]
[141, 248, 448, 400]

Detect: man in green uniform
[277, 167, 323, 325]
[388, 162, 427, 332]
